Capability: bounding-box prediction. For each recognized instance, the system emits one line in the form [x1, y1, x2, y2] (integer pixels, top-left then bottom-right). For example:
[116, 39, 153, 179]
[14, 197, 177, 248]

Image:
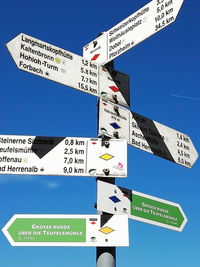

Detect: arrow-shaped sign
[6, 33, 130, 107]
[83, 0, 184, 64]
[97, 180, 187, 231]
[98, 99, 198, 168]
[0, 135, 127, 177]
[2, 214, 129, 246]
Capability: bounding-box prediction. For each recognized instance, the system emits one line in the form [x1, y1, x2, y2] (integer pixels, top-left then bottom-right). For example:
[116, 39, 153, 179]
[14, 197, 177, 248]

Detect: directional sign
[83, 0, 184, 64]
[6, 33, 130, 107]
[97, 180, 187, 231]
[0, 135, 127, 177]
[98, 99, 198, 168]
[2, 214, 129, 246]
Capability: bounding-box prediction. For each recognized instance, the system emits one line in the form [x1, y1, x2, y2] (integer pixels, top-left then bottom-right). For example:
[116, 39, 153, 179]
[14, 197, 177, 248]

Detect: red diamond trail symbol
[109, 86, 120, 92]
[91, 54, 100, 61]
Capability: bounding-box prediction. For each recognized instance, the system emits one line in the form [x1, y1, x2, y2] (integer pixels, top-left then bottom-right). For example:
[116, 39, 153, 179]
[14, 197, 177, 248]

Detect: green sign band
[8, 218, 86, 242]
[131, 194, 184, 229]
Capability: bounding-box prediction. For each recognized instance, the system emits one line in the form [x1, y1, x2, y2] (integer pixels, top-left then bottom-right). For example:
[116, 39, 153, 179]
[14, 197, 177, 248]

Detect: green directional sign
[97, 180, 188, 231]
[2, 214, 129, 247]
[7, 218, 86, 243]
[131, 193, 185, 230]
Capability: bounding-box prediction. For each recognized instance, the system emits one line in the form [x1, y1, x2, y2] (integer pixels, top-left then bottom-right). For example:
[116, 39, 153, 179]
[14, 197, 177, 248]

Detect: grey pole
[96, 246, 116, 267]
[96, 177, 116, 267]
[96, 59, 117, 267]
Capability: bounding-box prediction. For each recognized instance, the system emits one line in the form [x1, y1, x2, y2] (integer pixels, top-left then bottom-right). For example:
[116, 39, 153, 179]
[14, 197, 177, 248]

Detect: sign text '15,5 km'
[6, 33, 130, 107]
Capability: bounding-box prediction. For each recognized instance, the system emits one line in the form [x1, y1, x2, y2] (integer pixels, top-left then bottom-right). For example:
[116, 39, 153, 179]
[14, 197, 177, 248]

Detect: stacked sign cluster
[1, 0, 198, 253]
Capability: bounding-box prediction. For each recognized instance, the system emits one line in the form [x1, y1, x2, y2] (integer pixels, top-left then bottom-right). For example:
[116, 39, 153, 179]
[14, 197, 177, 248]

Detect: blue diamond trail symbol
[110, 122, 121, 129]
[109, 196, 121, 203]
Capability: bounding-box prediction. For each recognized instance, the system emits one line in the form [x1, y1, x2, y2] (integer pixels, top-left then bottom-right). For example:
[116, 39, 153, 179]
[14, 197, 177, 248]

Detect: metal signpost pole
[96, 59, 116, 267]
[96, 246, 116, 267]
[96, 177, 116, 267]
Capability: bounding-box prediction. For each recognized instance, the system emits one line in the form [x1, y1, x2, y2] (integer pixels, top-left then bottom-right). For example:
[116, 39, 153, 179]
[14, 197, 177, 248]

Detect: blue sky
[0, 0, 200, 266]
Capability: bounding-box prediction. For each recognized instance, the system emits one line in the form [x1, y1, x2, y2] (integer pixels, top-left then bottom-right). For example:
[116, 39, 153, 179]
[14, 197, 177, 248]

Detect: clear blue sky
[0, 0, 200, 266]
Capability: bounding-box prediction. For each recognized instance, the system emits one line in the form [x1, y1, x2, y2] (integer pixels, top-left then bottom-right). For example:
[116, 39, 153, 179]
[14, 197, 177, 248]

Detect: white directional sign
[2, 214, 129, 247]
[97, 180, 187, 231]
[83, 0, 184, 64]
[98, 99, 198, 168]
[0, 135, 127, 177]
[7, 33, 130, 106]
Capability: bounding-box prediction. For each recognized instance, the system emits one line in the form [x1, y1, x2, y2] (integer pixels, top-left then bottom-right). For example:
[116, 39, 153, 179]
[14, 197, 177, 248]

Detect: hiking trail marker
[0, 135, 127, 178]
[6, 33, 130, 107]
[83, 0, 184, 64]
[97, 180, 187, 231]
[2, 214, 129, 247]
[98, 99, 198, 168]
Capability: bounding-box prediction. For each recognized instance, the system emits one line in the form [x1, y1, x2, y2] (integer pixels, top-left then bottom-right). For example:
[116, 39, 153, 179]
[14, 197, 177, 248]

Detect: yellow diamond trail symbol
[99, 226, 114, 235]
[100, 154, 114, 161]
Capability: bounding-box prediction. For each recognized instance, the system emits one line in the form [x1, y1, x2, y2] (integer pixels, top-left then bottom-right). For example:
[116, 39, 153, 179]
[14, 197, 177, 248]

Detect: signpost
[0, 135, 127, 177]
[2, 1, 197, 267]
[97, 180, 187, 231]
[6, 33, 130, 107]
[83, 0, 184, 64]
[2, 214, 129, 247]
[98, 99, 198, 168]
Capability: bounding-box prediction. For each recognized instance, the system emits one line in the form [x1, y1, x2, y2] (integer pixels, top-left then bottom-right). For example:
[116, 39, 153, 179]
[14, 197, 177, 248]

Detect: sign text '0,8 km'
[0, 135, 127, 178]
